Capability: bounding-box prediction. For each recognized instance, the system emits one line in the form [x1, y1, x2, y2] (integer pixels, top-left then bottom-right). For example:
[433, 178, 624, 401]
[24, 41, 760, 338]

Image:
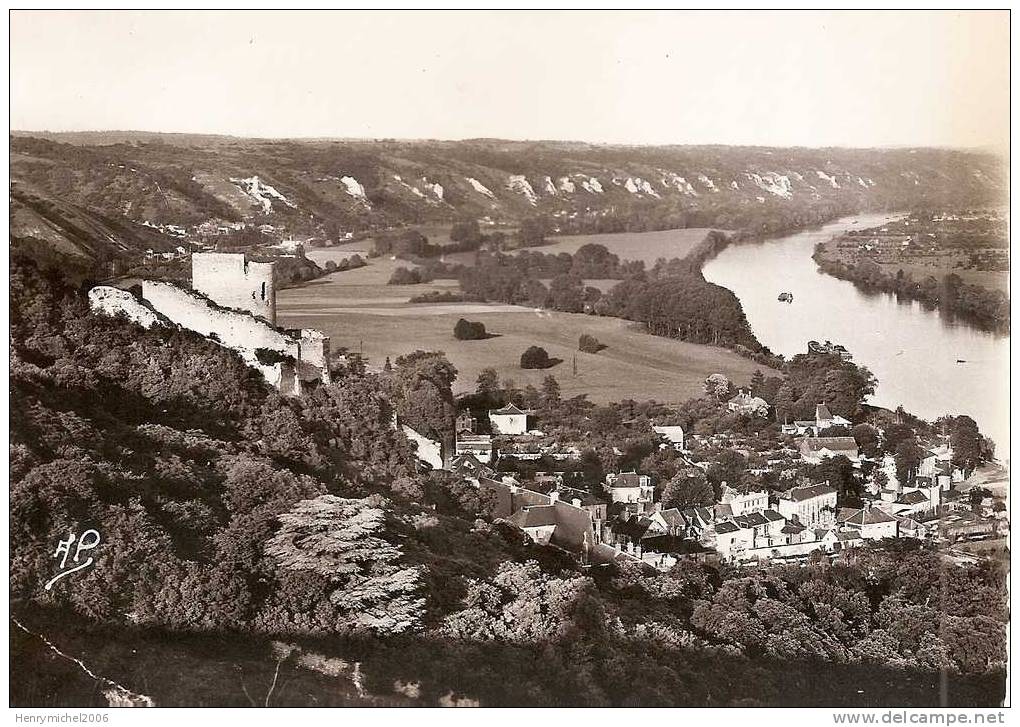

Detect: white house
[799, 437, 860, 463]
[777, 483, 838, 528]
[488, 403, 530, 435]
[719, 483, 770, 516]
[652, 425, 686, 452]
[605, 472, 654, 507]
[839, 504, 898, 540]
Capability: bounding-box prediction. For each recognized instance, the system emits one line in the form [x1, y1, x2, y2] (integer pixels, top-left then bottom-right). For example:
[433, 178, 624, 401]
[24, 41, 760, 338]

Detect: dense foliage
[9, 257, 1006, 707]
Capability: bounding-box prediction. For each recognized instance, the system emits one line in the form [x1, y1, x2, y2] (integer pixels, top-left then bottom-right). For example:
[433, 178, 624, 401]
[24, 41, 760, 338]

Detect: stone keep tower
[191, 252, 277, 325]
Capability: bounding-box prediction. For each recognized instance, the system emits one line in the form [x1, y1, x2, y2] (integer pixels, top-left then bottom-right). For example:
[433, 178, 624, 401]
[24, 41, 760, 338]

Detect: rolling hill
[10, 131, 1006, 277]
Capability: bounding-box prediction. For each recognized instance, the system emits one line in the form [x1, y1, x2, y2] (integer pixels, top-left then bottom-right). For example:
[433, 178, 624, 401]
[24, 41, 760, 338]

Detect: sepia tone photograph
[7, 8, 1011, 712]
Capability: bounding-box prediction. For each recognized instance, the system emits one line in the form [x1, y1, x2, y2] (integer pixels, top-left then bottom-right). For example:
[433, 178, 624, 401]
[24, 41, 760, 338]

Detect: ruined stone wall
[88, 286, 162, 328]
[191, 252, 277, 324]
[141, 281, 299, 391]
[298, 328, 331, 385]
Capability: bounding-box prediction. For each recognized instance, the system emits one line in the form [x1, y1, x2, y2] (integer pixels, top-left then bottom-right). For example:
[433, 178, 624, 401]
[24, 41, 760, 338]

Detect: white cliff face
[697, 174, 718, 192]
[507, 175, 538, 205]
[730, 180, 740, 190]
[746, 172, 793, 199]
[557, 176, 576, 193]
[581, 176, 604, 194]
[465, 177, 495, 199]
[340, 175, 369, 202]
[541, 176, 557, 195]
[422, 178, 444, 200]
[229, 175, 295, 213]
[662, 172, 698, 196]
[816, 170, 840, 189]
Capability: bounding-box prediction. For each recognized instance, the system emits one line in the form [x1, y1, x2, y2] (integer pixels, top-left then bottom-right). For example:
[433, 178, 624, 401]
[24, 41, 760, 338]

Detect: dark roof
[816, 402, 833, 421]
[735, 512, 768, 528]
[762, 509, 784, 522]
[783, 483, 838, 502]
[658, 508, 687, 528]
[512, 505, 558, 529]
[715, 521, 740, 534]
[609, 516, 653, 540]
[609, 472, 648, 488]
[782, 522, 806, 534]
[843, 507, 898, 526]
[489, 402, 527, 416]
[896, 490, 930, 505]
[800, 437, 859, 453]
[641, 535, 712, 555]
[714, 503, 734, 519]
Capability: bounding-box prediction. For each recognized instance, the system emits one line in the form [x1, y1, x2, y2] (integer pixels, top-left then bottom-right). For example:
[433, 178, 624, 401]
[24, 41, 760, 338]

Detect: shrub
[578, 334, 604, 353]
[388, 267, 424, 285]
[454, 318, 487, 340]
[520, 346, 552, 369]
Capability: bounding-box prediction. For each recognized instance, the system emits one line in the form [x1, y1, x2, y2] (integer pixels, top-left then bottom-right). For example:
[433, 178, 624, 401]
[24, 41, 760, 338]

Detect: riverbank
[812, 245, 1010, 335]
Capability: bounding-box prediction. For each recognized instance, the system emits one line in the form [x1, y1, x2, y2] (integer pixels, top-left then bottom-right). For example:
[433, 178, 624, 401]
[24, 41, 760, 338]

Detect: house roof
[490, 402, 527, 416]
[641, 535, 712, 556]
[609, 515, 654, 540]
[734, 512, 768, 528]
[896, 490, 930, 505]
[658, 508, 687, 528]
[609, 472, 648, 488]
[762, 509, 784, 522]
[783, 483, 838, 502]
[843, 507, 898, 526]
[800, 437, 859, 453]
[782, 522, 806, 534]
[715, 521, 740, 534]
[512, 505, 558, 529]
[652, 425, 685, 441]
[816, 402, 833, 421]
[714, 503, 734, 519]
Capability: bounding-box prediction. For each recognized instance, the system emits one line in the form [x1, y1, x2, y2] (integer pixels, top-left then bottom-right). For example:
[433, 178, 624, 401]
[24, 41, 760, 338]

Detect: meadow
[277, 256, 775, 403]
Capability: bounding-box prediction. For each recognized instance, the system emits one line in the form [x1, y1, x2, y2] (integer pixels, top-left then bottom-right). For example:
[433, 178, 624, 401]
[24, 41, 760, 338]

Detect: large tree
[265, 495, 425, 635]
[661, 469, 715, 510]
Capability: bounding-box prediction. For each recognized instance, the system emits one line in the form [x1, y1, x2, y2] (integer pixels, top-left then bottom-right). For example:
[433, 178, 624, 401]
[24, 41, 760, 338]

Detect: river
[702, 213, 1010, 460]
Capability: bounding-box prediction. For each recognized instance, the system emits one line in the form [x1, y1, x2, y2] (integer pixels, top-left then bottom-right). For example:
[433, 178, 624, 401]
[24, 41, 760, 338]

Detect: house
[896, 516, 931, 540]
[839, 504, 898, 540]
[720, 483, 770, 516]
[488, 403, 530, 435]
[604, 512, 658, 550]
[652, 425, 686, 451]
[511, 505, 559, 545]
[447, 453, 494, 481]
[605, 472, 654, 507]
[727, 390, 769, 417]
[456, 411, 478, 434]
[780, 520, 815, 545]
[777, 483, 838, 528]
[784, 402, 852, 436]
[713, 520, 754, 560]
[649, 507, 688, 536]
[454, 433, 494, 463]
[816, 529, 863, 552]
[814, 402, 852, 431]
[799, 437, 860, 463]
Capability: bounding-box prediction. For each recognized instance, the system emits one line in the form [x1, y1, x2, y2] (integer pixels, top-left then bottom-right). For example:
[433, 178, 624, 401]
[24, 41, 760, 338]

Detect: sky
[9, 10, 1010, 149]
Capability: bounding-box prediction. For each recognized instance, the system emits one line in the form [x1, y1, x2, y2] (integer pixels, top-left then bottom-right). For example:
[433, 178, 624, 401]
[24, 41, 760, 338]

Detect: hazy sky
[9, 10, 1009, 149]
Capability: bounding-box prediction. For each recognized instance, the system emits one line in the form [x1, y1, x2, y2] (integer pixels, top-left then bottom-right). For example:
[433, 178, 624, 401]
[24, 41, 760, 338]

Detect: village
[88, 251, 1009, 576]
[440, 397, 1008, 571]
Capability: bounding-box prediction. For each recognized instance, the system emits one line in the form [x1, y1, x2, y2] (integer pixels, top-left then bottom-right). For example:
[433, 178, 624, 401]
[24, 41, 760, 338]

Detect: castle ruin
[88, 252, 330, 395]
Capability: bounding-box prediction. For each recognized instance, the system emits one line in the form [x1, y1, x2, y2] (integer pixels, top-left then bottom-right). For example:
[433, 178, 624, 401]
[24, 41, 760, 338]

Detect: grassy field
[277, 258, 777, 403]
[513, 228, 718, 266]
[876, 262, 1009, 295]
